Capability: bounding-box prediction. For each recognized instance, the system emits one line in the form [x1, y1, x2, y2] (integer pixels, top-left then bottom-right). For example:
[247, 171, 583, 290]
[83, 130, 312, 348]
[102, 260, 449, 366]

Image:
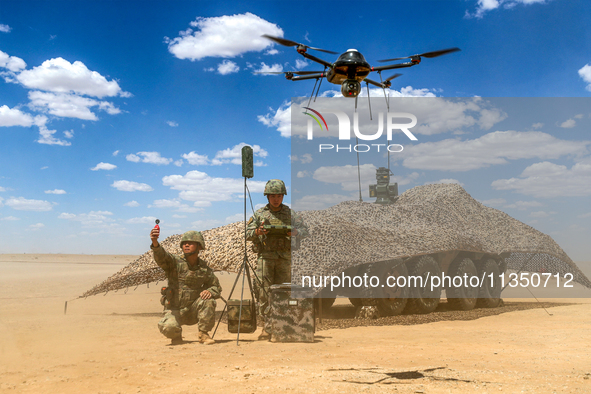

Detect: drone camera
[341, 79, 361, 97]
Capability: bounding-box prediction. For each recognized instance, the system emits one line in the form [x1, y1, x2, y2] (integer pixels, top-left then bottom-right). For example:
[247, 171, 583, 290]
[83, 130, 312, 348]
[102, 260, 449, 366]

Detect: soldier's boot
[257, 329, 271, 341]
[199, 331, 215, 345]
[170, 336, 183, 345]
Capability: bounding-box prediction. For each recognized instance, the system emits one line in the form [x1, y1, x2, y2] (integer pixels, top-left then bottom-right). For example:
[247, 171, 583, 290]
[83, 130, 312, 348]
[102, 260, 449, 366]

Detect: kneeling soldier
[150, 228, 221, 345]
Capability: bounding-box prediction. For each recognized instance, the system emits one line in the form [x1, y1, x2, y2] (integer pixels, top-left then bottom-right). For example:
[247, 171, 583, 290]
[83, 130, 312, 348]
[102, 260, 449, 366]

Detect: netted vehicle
[291, 183, 590, 316]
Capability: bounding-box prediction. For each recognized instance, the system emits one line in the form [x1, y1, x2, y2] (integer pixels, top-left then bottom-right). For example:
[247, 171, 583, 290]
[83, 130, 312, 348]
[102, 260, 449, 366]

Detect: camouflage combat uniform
[151, 244, 222, 340]
[245, 203, 309, 324]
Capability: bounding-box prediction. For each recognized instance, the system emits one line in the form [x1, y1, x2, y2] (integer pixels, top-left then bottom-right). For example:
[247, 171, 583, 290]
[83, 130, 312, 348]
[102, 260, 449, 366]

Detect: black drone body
[260, 34, 460, 98]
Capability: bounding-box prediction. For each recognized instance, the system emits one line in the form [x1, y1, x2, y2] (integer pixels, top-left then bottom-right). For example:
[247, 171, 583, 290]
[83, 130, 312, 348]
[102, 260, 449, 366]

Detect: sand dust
[1, 254, 590, 393]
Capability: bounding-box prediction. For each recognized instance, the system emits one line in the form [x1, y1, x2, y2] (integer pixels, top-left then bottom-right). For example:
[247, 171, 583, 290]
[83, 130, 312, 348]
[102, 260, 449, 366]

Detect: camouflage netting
[291, 184, 591, 290]
[82, 221, 257, 297]
[82, 184, 591, 298]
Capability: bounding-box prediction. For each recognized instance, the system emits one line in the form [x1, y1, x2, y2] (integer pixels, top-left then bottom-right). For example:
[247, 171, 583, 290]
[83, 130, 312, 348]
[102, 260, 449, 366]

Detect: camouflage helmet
[180, 231, 206, 250]
[264, 179, 287, 196]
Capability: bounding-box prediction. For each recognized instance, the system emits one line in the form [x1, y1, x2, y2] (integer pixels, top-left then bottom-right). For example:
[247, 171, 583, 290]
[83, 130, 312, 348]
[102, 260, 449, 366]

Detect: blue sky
[0, 0, 590, 259]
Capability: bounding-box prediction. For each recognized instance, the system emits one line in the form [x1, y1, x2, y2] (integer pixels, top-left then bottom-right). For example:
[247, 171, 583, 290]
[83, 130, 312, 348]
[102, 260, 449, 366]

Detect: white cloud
[293, 194, 352, 210]
[29, 223, 45, 231]
[162, 170, 267, 207]
[124, 200, 140, 207]
[265, 97, 506, 139]
[44, 189, 66, 194]
[297, 171, 310, 178]
[480, 198, 507, 206]
[257, 101, 291, 138]
[504, 200, 544, 210]
[126, 154, 140, 163]
[111, 180, 153, 192]
[126, 151, 172, 165]
[181, 151, 209, 165]
[167, 121, 179, 127]
[300, 153, 312, 164]
[313, 164, 377, 191]
[480, 198, 543, 211]
[149, 198, 203, 213]
[58, 210, 114, 227]
[265, 48, 279, 55]
[560, 119, 576, 128]
[319, 86, 439, 99]
[295, 59, 308, 70]
[5, 197, 53, 211]
[36, 122, 72, 146]
[467, 0, 547, 19]
[113, 150, 120, 156]
[225, 213, 244, 223]
[529, 210, 556, 218]
[91, 162, 117, 171]
[125, 216, 158, 224]
[398, 131, 589, 171]
[492, 161, 591, 198]
[166, 13, 283, 61]
[578, 212, 591, 219]
[217, 60, 239, 75]
[211, 143, 268, 166]
[0, 105, 34, 127]
[578, 64, 591, 92]
[191, 219, 225, 230]
[254, 62, 283, 74]
[0, 24, 11, 33]
[1, 216, 20, 221]
[0, 50, 26, 72]
[16, 57, 127, 98]
[28, 91, 120, 120]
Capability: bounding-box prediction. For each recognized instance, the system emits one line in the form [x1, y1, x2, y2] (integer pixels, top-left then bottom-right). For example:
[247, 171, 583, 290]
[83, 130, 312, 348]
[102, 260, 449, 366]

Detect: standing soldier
[150, 228, 222, 345]
[245, 179, 309, 340]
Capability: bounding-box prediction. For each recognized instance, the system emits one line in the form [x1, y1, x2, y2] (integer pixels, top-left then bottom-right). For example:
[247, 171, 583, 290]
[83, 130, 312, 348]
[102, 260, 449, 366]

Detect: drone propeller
[385, 73, 402, 82]
[262, 34, 338, 54]
[254, 70, 326, 75]
[378, 47, 461, 62]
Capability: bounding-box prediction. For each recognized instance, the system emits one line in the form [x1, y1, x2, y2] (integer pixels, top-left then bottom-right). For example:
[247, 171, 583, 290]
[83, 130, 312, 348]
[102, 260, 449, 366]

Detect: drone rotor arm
[300, 52, 333, 69]
[363, 77, 387, 89]
[291, 73, 327, 81]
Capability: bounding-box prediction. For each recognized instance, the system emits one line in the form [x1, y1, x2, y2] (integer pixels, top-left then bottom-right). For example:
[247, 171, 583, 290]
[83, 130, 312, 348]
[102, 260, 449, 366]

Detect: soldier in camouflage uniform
[150, 228, 222, 345]
[245, 179, 309, 340]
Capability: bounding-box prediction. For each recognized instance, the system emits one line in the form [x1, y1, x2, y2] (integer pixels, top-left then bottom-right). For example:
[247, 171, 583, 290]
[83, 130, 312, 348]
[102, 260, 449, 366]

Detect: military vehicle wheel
[404, 256, 441, 314]
[376, 261, 408, 316]
[446, 257, 478, 310]
[476, 258, 502, 308]
[349, 298, 363, 307]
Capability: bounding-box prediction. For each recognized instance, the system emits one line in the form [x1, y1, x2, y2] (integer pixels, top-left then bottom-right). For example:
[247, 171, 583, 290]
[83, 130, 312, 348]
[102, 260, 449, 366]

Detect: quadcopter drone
[259, 34, 460, 100]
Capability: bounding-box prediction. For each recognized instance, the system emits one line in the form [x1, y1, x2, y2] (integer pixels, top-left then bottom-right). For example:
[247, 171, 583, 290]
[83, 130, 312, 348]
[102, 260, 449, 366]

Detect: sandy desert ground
[1, 253, 590, 394]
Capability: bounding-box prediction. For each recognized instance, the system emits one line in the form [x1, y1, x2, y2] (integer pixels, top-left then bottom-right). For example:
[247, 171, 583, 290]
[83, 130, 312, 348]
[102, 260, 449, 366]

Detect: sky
[0, 0, 590, 260]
